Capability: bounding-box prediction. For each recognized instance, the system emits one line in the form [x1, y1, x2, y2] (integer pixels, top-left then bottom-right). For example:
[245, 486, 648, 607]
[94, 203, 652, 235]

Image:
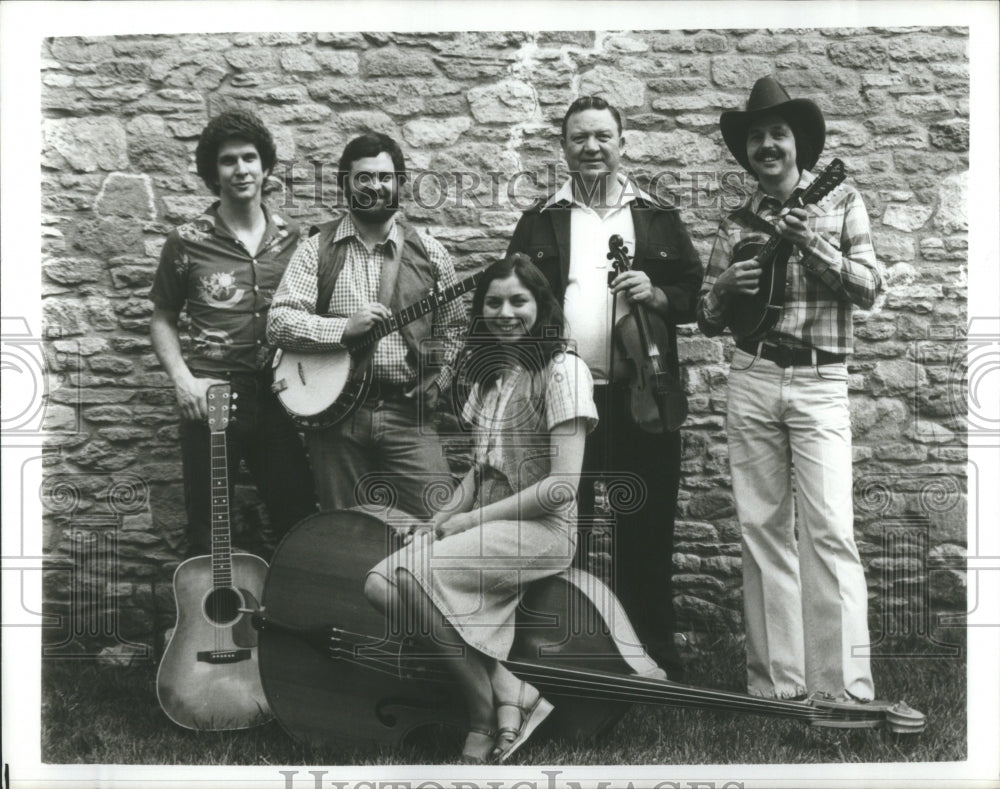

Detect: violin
[606, 234, 687, 433]
[724, 158, 846, 342]
[252, 510, 925, 752]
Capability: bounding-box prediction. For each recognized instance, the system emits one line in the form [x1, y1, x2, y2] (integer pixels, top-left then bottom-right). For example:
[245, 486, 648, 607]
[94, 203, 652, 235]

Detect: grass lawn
[41, 628, 966, 766]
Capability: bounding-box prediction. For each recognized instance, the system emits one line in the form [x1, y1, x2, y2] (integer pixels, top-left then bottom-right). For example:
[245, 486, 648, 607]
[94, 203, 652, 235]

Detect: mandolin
[724, 158, 846, 342]
[253, 511, 925, 752]
[272, 272, 482, 430]
[156, 384, 270, 730]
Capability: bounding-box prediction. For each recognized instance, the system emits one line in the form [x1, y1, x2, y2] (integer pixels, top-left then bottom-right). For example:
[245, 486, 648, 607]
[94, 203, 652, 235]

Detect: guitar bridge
[197, 649, 252, 664]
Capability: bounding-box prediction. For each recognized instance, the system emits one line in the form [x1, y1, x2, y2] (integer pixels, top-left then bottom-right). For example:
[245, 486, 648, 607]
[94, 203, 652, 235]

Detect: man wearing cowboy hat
[697, 76, 884, 702]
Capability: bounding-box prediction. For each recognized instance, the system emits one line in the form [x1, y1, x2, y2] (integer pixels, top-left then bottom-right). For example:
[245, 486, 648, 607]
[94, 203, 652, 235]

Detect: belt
[736, 340, 845, 368]
[365, 380, 413, 402]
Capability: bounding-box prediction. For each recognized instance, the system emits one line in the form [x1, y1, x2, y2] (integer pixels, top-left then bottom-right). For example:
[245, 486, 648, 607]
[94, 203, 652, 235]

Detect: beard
[347, 183, 399, 224]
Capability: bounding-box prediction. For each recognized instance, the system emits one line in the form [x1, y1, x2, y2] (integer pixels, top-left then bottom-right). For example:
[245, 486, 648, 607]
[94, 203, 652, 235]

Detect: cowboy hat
[720, 76, 825, 174]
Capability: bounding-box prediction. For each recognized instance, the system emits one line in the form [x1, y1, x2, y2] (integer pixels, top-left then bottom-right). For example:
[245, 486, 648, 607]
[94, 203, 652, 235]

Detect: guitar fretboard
[352, 272, 482, 350]
[210, 432, 233, 589]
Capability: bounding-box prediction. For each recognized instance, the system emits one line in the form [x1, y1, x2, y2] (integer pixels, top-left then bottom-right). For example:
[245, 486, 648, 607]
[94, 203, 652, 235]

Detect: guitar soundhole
[204, 587, 243, 626]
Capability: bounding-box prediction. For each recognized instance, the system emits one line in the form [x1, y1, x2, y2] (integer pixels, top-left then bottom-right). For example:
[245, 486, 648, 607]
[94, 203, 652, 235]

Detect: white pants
[726, 348, 874, 700]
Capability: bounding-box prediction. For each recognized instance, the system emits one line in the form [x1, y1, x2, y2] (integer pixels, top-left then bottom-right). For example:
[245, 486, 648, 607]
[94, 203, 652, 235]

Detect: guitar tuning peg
[231, 391, 239, 399]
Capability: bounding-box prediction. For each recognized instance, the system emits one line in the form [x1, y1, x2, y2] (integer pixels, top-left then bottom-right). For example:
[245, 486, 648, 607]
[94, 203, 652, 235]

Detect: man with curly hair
[150, 110, 316, 560]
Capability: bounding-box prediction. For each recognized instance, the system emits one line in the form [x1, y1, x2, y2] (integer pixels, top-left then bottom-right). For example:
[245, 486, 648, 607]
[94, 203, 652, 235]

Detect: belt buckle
[773, 346, 792, 368]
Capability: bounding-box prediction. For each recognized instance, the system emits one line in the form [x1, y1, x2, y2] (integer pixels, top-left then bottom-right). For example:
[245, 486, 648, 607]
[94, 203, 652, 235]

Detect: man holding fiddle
[507, 96, 703, 676]
[697, 76, 884, 702]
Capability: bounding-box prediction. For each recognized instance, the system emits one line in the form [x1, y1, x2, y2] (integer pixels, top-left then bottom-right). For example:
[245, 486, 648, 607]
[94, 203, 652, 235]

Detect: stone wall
[39, 28, 968, 656]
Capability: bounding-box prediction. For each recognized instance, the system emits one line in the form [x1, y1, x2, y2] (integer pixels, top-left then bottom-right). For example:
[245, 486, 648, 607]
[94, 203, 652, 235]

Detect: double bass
[253, 511, 925, 752]
[606, 235, 687, 433]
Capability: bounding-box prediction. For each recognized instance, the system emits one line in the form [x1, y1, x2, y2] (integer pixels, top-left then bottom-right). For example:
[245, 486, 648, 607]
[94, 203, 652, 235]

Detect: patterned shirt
[267, 214, 465, 390]
[149, 203, 298, 374]
[697, 170, 885, 354]
[461, 352, 598, 495]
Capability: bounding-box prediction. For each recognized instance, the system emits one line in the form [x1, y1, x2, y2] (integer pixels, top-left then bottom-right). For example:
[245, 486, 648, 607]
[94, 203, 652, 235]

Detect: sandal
[461, 726, 497, 764]
[491, 681, 554, 763]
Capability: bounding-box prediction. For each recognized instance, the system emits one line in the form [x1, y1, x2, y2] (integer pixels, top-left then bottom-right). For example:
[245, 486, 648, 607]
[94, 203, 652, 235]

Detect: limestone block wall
[38, 28, 968, 654]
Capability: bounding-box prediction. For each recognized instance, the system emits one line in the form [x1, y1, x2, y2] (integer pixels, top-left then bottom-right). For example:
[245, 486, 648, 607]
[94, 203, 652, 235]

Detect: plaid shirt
[267, 214, 464, 389]
[697, 170, 884, 355]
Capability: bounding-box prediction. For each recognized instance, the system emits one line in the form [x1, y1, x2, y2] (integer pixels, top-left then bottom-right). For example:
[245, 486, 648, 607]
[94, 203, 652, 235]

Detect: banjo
[272, 272, 481, 430]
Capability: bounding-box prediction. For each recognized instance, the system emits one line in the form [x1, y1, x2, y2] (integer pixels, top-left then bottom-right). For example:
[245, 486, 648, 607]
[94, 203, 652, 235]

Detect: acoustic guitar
[724, 158, 846, 342]
[156, 384, 270, 730]
[272, 272, 482, 430]
[253, 511, 925, 752]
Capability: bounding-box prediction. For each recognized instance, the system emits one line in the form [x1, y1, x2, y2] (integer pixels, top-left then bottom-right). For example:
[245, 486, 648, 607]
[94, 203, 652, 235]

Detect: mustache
[754, 148, 782, 160]
[347, 184, 399, 210]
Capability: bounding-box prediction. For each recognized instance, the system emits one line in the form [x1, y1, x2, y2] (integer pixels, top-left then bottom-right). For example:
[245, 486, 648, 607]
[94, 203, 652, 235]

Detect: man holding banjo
[266, 132, 465, 519]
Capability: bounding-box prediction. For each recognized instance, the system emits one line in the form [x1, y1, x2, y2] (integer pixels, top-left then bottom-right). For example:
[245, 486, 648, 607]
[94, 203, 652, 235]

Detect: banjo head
[274, 349, 353, 416]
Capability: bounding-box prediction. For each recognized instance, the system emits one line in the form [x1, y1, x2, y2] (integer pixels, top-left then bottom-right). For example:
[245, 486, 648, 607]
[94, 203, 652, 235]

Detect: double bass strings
[324, 625, 849, 725]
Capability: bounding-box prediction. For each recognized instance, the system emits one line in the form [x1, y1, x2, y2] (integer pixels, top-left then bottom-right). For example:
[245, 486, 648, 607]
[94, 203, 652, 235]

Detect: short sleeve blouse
[461, 351, 598, 475]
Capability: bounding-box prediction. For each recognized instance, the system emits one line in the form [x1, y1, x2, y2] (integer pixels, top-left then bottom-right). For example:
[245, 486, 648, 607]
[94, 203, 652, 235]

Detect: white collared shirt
[543, 178, 640, 383]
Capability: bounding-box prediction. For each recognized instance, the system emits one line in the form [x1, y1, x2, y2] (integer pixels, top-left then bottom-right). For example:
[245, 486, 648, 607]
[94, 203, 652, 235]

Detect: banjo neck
[348, 272, 483, 352]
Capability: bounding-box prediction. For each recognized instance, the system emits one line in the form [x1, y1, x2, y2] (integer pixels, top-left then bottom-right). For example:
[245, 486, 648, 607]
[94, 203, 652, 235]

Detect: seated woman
[364, 253, 598, 764]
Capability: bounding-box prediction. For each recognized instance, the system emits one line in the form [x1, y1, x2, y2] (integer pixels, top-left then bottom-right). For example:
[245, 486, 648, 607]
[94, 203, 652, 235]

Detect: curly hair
[460, 253, 567, 391]
[195, 110, 277, 195]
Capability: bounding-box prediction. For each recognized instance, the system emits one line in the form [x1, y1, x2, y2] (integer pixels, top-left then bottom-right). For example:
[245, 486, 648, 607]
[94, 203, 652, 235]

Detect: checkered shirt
[267, 214, 465, 389]
[461, 351, 598, 474]
[697, 170, 885, 355]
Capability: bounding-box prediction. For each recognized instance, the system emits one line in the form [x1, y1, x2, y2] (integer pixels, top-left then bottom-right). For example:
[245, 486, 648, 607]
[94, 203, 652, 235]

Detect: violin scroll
[607, 234, 630, 285]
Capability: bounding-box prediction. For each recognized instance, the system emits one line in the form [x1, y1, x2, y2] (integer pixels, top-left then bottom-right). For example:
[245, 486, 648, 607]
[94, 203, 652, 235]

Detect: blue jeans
[726, 348, 874, 700]
[305, 392, 452, 520]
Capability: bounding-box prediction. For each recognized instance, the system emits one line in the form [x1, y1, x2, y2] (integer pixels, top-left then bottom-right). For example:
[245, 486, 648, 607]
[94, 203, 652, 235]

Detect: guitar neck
[353, 273, 481, 350]
[210, 432, 234, 588]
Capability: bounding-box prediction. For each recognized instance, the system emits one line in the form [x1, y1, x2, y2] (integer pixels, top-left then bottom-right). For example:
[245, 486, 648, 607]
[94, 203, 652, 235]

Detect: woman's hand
[434, 511, 475, 540]
[402, 523, 435, 545]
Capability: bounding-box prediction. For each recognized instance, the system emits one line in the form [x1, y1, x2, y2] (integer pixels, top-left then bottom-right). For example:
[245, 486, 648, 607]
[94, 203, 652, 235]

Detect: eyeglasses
[353, 171, 397, 188]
